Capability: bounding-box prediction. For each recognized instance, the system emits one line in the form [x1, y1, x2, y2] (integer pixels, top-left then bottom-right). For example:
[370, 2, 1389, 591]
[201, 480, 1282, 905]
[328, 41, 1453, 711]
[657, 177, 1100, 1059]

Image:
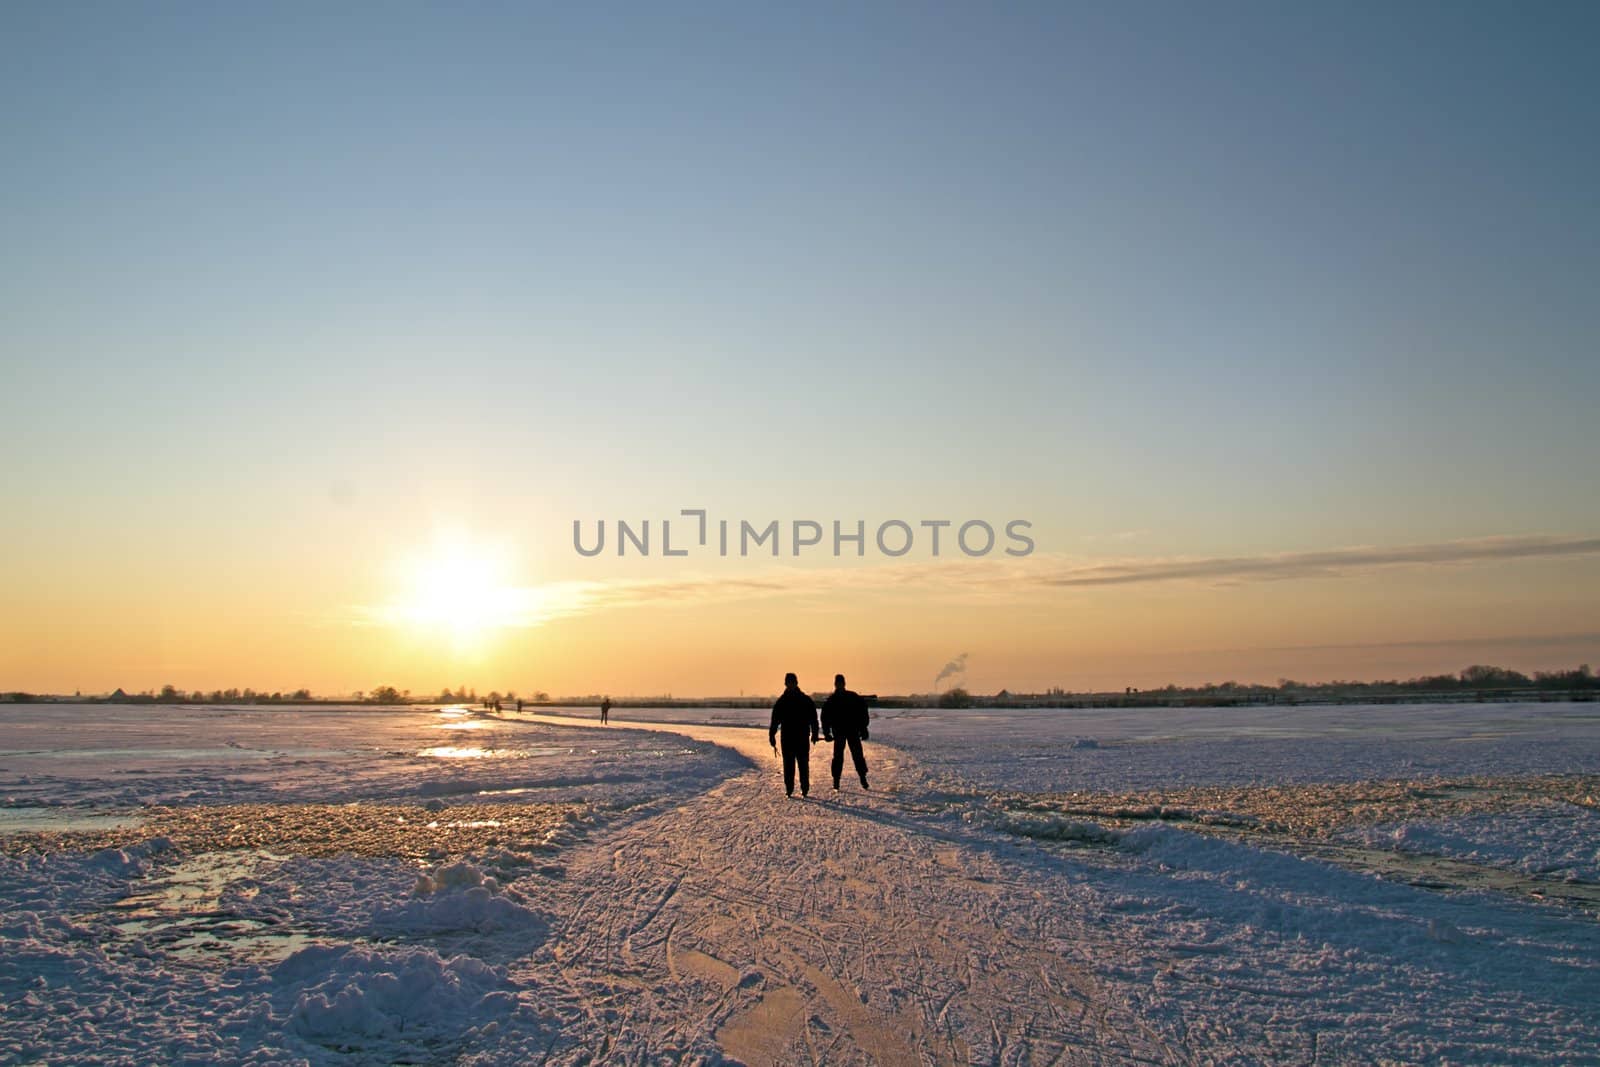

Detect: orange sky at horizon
[5, 525, 1598, 698]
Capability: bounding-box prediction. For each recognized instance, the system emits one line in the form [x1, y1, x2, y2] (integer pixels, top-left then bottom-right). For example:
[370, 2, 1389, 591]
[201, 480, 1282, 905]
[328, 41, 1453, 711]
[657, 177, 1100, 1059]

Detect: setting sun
[373, 532, 597, 655]
[388, 534, 524, 648]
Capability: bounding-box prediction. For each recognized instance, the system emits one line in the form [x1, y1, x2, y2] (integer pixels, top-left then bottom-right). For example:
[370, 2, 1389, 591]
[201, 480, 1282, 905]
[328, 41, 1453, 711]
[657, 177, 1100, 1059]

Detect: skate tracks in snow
[510, 714, 1179, 1066]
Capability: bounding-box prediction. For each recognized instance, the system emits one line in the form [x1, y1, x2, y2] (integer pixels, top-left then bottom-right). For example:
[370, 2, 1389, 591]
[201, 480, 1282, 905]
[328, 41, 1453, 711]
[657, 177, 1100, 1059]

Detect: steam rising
[934, 652, 969, 690]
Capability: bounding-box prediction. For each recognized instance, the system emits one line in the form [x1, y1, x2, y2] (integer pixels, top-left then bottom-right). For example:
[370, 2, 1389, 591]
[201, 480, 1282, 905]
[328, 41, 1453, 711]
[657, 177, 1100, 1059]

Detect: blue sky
[3, 3, 1598, 692]
[7, 4, 1597, 538]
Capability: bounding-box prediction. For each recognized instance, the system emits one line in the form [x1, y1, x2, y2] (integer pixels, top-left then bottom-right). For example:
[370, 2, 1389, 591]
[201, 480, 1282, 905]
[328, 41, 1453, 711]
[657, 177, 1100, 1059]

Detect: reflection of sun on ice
[436, 705, 488, 730]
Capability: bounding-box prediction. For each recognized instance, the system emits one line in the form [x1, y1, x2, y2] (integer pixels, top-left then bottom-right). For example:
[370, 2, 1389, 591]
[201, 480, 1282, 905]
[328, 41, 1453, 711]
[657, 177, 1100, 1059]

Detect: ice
[1348, 805, 1600, 882]
[2, 700, 1598, 1062]
[0, 703, 745, 812]
[876, 700, 1600, 792]
[384, 861, 543, 936]
[984, 810, 1122, 844]
[276, 945, 522, 1056]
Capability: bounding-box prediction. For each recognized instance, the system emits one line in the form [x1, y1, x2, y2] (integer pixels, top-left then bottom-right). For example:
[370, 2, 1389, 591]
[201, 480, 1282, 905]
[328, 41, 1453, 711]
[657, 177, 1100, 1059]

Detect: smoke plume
[934, 652, 969, 690]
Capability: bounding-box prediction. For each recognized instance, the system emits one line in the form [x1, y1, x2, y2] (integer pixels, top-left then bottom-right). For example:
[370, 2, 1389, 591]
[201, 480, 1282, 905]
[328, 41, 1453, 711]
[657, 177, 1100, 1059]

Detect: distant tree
[369, 685, 402, 705]
[1411, 674, 1458, 690]
[1460, 665, 1531, 688]
[292, 688, 312, 701]
[191, 690, 205, 702]
[1534, 665, 1598, 691]
[158, 684, 180, 702]
[937, 687, 972, 709]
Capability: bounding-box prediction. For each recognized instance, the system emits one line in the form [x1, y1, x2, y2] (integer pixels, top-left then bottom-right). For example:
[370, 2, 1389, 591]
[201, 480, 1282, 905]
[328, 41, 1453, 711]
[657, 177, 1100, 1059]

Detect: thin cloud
[1079, 529, 1152, 543]
[345, 534, 1600, 626]
[585, 534, 1600, 601]
[1233, 632, 1600, 655]
[1036, 535, 1600, 589]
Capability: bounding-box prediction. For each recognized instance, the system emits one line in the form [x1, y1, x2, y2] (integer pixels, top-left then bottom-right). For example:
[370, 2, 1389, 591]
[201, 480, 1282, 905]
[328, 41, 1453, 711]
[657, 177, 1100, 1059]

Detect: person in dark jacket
[769, 672, 820, 797]
[820, 673, 870, 791]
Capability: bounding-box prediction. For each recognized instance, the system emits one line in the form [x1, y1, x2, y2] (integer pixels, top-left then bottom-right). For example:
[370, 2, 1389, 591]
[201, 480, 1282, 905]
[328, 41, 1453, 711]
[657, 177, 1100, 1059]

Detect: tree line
[1, 664, 1592, 707]
[951, 663, 1597, 708]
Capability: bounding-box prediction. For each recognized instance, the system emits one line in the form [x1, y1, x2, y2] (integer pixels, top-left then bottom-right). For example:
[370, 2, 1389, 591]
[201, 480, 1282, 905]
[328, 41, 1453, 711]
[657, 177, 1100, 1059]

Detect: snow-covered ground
[877, 700, 1600, 791]
[2, 702, 1598, 1063]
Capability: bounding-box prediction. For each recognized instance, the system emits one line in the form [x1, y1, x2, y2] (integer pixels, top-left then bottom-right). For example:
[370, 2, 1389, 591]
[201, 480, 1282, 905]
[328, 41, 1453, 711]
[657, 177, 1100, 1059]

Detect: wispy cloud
[1034, 535, 1600, 589]
[1145, 632, 1600, 661]
[348, 581, 603, 630]
[1079, 529, 1152, 544]
[345, 534, 1600, 627]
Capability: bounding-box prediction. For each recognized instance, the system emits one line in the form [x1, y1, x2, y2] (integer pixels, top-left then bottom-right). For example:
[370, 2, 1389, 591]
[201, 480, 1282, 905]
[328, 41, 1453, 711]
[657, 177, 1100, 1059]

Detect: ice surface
[0, 703, 744, 812]
[2, 701, 1598, 1063]
[876, 700, 1600, 791]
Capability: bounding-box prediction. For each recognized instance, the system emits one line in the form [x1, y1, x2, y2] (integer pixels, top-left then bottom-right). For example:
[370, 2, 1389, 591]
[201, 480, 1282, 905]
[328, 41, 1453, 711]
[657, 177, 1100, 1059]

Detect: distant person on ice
[600, 696, 611, 725]
[769, 672, 820, 797]
[821, 674, 870, 791]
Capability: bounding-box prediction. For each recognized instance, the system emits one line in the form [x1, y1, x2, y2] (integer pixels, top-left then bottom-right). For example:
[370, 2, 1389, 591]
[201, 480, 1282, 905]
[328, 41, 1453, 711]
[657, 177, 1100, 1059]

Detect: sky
[3, 2, 1598, 697]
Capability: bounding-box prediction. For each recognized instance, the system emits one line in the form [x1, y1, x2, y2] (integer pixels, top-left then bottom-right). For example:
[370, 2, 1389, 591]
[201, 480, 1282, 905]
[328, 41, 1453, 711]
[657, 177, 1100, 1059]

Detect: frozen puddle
[0, 746, 348, 760]
[1289, 838, 1600, 914]
[0, 807, 144, 834]
[105, 851, 316, 963]
[992, 778, 1600, 916]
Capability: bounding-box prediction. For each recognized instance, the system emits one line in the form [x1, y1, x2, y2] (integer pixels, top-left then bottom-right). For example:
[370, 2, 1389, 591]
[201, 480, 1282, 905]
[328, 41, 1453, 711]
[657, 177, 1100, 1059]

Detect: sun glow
[387, 533, 527, 648]
[363, 531, 597, 650]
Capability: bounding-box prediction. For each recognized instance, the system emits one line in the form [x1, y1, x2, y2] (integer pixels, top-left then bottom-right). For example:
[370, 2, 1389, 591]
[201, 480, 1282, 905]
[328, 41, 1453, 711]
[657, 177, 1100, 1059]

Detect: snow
[3, 701, 1598, 1063]
[1346, 806, 1600, 883]
[875, 700, 1600, 791]
[274, 945, 522, 1059]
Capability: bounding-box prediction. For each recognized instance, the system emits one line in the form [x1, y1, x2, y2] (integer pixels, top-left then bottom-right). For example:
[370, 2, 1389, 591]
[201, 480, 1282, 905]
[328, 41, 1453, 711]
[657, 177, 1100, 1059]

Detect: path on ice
[509, 713, 1179, 1065]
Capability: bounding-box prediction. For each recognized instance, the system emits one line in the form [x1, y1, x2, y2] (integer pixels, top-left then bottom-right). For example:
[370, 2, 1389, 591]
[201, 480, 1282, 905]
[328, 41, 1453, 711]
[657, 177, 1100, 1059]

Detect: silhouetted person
[600, 696, 611, 724]
[769, 672, 820, 797]
[821, 674, 870, 791]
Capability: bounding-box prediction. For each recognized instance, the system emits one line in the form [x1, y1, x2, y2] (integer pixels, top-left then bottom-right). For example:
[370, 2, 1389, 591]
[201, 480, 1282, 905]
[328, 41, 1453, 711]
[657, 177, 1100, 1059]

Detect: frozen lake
[877, 699, 1600, 791]
[559, 698, 1600, 789]
[2, 701, 1597, 1064]
[0, 703, 743, 818]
